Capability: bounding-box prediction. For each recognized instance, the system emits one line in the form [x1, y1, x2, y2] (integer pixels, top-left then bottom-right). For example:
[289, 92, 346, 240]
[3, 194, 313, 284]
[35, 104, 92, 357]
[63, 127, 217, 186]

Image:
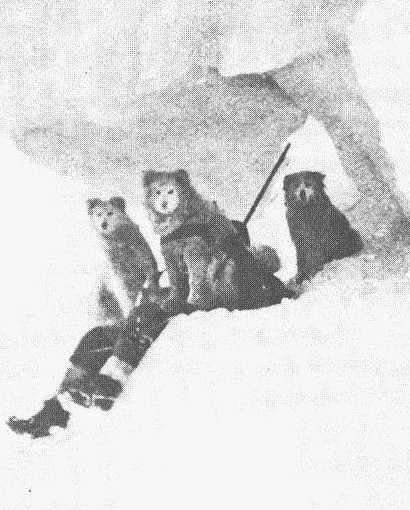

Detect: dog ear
[142, 169, 159, 187]
[109, 196, 126, 213]
[173, 168, 190, 186]
[86, 198, 102, 213]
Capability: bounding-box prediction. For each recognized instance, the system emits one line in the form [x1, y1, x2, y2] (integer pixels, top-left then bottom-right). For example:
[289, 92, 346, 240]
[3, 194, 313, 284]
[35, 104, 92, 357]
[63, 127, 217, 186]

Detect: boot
[7, 397, 70, 439]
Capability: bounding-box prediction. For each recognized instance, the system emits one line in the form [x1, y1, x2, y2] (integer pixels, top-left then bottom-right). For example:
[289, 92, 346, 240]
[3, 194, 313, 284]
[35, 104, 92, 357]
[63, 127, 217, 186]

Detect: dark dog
[284, 171, 364, 283]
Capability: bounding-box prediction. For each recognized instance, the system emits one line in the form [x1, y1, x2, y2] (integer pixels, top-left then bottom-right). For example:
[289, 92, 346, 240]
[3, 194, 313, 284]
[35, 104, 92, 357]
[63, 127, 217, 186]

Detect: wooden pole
[243, 143, 291, 225]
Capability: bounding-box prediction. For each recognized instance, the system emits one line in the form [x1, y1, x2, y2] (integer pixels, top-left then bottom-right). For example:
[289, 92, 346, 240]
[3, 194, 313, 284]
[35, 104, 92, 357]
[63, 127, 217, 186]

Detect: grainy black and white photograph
[1, 1, 410, 508]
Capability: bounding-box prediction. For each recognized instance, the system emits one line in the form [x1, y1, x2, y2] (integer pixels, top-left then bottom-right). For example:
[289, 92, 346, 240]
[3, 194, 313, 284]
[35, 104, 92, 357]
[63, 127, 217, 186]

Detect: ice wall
[349, 0, 410, 211]
[2, 1, 409, 209]
[0, 1, 362, 125]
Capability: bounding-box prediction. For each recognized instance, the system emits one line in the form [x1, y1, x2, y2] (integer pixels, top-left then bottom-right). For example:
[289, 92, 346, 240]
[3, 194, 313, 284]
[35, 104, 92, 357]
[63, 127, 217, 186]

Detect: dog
[142, 168, 240, 312]
[87, 196, 159, 319]
[142, 168, 291, 312]
[283, 171, 364, 283]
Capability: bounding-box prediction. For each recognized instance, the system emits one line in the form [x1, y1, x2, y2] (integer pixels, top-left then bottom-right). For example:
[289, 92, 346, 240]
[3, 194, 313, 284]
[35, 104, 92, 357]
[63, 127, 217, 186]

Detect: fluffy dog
[284, 171, 364, 283]
[143, 168, 291, 312]
[142, 168, 239, 311]
[87, 196, 159, 319]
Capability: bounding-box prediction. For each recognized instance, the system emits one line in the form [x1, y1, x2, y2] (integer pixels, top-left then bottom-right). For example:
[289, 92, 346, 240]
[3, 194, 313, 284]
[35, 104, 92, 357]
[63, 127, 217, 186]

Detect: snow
[349, 0, 410, 212]
[2, 2, 410, 507]
[0, 0, 360, 126]
[1, 129, 410, 510]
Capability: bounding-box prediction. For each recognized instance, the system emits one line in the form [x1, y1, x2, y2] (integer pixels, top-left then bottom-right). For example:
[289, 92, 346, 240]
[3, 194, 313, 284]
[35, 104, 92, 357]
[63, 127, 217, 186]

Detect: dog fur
[142, 168, 241, 312]
[249, 245, 281, 274]
[284, 171, 364, 283]
[142, 168, 292, 312]
[87, 196, 159, 319]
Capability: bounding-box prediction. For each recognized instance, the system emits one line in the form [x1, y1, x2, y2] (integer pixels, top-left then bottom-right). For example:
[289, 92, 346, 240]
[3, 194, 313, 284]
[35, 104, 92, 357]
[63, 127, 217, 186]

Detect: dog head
[142, 169, 192, 217]
[87, 196, 128, 235]
[283, 171, 326, 205]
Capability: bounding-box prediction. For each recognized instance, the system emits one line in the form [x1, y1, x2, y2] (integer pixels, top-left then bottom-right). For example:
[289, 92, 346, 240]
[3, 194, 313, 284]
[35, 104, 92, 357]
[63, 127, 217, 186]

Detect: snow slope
[1, 133, 410, 509]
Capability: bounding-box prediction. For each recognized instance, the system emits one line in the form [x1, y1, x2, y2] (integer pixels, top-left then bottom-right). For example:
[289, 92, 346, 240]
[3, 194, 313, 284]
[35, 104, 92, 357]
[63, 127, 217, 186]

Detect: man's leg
[86, 300, 171, 411]
[7, 324, 122, 438]
[7, 301, 172, 438]
[60, 324, 123, 406]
